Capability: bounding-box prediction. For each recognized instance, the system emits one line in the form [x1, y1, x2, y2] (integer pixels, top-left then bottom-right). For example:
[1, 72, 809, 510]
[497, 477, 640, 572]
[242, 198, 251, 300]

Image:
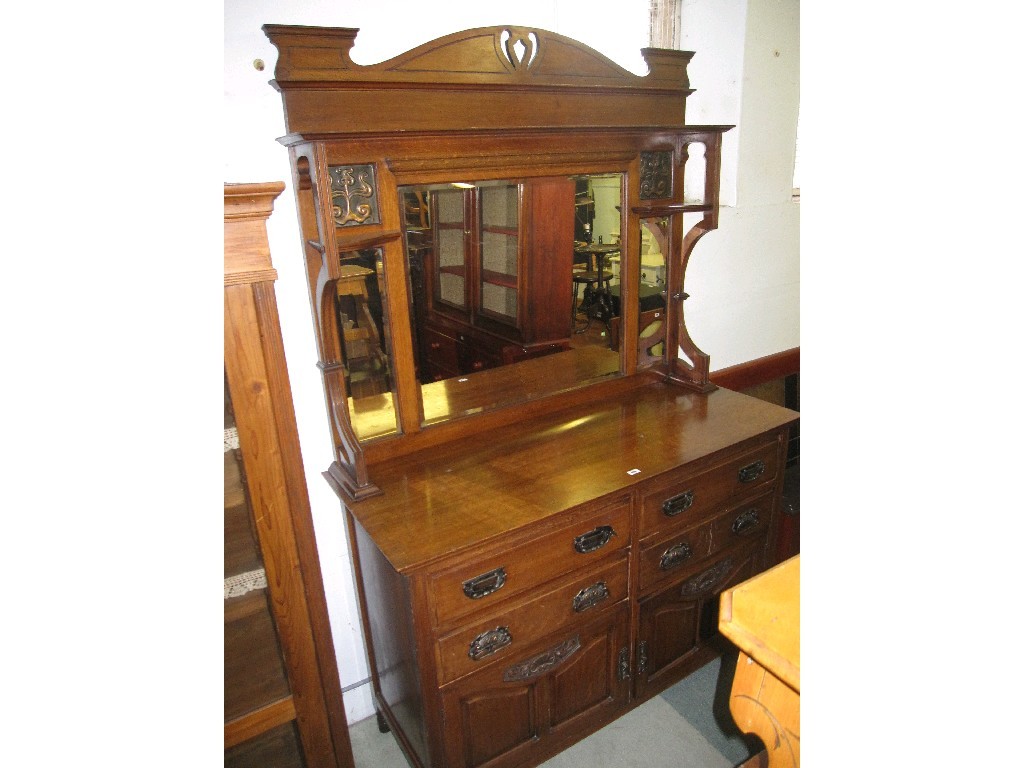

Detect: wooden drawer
[638, 489, 775, 594]
[706, 491, 773, 560]
[428, 497, 631, 629]
[423, 326, 459, 373]
[456, 332, 502, 373]
[435, 554, 629, 685]
[638, 439, 780, 539]
[638, 521, 714, 594]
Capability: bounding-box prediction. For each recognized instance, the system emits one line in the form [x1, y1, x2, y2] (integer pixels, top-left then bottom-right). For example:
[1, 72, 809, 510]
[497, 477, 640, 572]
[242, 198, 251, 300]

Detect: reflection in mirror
[640, 310, 666, 359]
[609, 214, 670, 361]
[640, 216, 669, 292]
[400, 175, 623, 425]
[336, 247, 398, 440]
[633, 216, 671, 365]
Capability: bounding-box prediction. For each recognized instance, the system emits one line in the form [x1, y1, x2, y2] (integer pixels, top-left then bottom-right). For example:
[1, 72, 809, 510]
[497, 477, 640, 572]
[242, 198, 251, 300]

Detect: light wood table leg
[729, 650, 800, 768]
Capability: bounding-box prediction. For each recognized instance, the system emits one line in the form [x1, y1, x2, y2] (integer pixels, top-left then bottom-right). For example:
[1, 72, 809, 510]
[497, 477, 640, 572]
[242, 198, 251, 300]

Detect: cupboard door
[440, 605, 630, 768]
[635, 543, 764, 701]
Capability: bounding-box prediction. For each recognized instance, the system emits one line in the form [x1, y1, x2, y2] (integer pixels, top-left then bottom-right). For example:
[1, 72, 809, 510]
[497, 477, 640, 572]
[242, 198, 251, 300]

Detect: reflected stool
[571, 271, 600, 334]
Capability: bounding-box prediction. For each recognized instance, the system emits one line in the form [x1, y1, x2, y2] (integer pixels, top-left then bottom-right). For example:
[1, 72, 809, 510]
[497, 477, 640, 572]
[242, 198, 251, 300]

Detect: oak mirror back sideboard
[263, 24, 799, 768]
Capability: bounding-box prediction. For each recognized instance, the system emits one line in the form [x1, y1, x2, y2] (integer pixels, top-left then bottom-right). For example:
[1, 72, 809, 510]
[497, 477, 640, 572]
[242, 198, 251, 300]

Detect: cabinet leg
[375, 709, 391, 733]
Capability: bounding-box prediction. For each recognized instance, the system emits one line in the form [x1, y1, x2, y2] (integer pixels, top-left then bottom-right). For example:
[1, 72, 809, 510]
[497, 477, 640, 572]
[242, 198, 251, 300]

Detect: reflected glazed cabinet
[263, 24, 799, 768]
[412, 178, 576, 379]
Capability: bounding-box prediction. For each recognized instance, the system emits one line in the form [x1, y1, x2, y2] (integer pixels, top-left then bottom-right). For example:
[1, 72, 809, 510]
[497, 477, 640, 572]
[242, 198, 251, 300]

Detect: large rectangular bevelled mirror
[399, 173, 624, 425]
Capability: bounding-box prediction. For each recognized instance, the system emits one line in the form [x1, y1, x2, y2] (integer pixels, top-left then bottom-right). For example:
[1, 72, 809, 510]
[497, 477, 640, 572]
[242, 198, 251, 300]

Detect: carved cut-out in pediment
[499, 29, 538, 72]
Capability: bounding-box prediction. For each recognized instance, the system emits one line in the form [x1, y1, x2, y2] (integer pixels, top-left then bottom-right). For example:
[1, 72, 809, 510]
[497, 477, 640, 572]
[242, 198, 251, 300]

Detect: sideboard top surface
[348, 382, 797, 573]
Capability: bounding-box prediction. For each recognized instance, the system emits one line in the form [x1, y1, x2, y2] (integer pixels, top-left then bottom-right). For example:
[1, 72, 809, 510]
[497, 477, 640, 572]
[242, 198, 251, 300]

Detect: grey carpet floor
[348, 653, 756, 768]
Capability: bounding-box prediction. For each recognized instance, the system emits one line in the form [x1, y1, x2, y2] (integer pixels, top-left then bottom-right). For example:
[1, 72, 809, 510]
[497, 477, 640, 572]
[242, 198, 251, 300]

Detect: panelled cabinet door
[440, 606, 630, 768]
[635, 543, 764, 701]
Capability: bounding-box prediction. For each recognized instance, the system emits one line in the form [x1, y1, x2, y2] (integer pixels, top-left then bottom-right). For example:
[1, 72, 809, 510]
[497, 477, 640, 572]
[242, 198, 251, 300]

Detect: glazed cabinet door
[634, 543, 765, 701]
[224, 182, 354, 768]
[477, 183, 520, 327]
[439, 606, 630, 768]
[225, 387, 307, 768]
[433, 188, 471, 315]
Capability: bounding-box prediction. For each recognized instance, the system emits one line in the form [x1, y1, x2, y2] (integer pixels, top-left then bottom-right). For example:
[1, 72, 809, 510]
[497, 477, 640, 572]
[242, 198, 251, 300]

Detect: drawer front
[429, 497, 631, 628]
[456, 333, 502, 373]
[638, 489, 776, 594]
[637, 521, 714, 594]
[706, 491, 774, 560]
[638, 440, 779, 538]
[423, 327, 459, 373]
[435, 555, 629, 685]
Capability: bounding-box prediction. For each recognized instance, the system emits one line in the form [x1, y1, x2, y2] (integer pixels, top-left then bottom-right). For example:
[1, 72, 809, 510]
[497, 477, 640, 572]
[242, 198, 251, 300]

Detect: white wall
[224, 0, 798, 725]
[682, 0, 800, 369]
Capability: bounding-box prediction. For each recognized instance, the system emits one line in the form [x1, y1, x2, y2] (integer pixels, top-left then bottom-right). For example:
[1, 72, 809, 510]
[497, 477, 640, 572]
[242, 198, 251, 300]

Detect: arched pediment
[263, 25, 695, 135]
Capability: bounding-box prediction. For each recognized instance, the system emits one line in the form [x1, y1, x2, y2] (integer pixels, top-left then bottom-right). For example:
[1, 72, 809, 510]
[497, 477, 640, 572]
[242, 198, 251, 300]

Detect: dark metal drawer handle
[503, 635, 581, 682]
[572, 581, 610, 612]
[659, 542, 694, 571]
[462, 567, 507, 600]
[468, 626, 513, 661]
[738, 460, 766, 483]
[731, 508, 761, 535]
[662, 490, 695, 517]
[574, 525, 616, 554]
[680, 558, 733, 596]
